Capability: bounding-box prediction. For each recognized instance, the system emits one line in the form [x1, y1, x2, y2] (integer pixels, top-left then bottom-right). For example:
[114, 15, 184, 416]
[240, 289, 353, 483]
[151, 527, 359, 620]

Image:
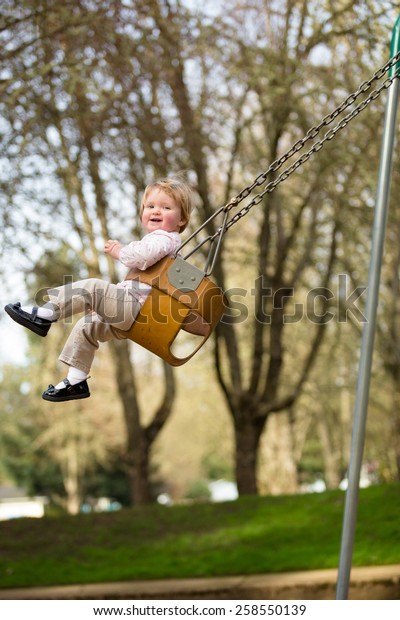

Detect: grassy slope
[0, 484, 399, 589]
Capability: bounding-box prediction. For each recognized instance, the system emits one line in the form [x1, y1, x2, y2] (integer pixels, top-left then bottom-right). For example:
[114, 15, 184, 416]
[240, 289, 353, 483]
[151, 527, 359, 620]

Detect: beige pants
[47, 278, 141, 374]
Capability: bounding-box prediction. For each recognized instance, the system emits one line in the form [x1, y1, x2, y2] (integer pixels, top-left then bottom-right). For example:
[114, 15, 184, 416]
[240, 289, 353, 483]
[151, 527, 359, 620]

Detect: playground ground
[0, 565, 399, 600]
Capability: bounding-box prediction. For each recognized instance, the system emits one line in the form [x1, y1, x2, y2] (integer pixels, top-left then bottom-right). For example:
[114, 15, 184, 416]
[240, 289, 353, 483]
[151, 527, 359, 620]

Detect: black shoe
[42, 379, 90, 402]
[4, 302, 53, 337]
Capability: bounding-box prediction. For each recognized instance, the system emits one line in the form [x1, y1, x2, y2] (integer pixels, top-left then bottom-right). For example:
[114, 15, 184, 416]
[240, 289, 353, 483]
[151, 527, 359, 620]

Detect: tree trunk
[317, 416, 341, 489]
[259, 412, 299, 495]
[234, 416, 265, 495]
[129, 434, 152, 504]
[64, 435, 81, 515]
[109, 339, 153, 504]
[392, 383, 400, 481]
[110, 340, 176, 505]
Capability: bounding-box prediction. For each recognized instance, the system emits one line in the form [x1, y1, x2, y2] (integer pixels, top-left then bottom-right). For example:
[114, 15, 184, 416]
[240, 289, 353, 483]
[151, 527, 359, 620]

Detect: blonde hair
[140, 177, 193, 233]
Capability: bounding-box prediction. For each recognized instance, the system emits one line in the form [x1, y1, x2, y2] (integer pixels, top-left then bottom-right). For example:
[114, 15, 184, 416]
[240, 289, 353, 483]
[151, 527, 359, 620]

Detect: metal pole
[336, 16, 400, 600]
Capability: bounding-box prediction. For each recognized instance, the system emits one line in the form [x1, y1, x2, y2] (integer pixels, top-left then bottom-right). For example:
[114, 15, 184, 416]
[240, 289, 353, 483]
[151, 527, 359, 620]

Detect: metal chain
[179, 51, 400, 266]
[222, 50, 400, 216]
[223, 70, 400, 234]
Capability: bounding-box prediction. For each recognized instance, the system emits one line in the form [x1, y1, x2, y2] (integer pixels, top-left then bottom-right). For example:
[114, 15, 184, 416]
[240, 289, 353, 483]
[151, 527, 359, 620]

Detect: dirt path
[1, 565, 399, 600]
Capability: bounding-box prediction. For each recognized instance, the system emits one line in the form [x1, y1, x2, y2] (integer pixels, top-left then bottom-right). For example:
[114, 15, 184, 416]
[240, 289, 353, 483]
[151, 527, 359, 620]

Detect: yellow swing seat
[118, 255, 227, 366]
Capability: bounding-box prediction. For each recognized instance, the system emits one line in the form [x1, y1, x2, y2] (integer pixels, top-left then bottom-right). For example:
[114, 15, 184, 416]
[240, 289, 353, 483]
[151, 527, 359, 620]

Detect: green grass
[0, 483, 399, 589]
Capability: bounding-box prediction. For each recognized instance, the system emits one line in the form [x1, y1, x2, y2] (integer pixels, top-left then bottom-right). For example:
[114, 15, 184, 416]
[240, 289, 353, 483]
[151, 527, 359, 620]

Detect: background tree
[0, 0, 180, 504]
[135, 0, 399, 494]
[1, 0, 398, 503]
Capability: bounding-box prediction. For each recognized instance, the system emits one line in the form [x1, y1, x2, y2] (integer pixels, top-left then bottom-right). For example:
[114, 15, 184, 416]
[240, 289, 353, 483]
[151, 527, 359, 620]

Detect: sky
[0, 271, 28, 365]
[0, 320, 27, 366]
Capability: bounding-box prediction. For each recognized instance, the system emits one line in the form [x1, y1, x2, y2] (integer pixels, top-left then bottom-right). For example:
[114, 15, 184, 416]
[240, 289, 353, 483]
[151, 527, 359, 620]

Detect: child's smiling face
[141, 188, 186, 234]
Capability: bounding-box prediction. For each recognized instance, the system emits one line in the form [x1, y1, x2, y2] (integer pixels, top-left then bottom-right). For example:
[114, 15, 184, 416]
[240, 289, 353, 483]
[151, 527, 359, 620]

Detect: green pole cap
[389, 15, 400, 77]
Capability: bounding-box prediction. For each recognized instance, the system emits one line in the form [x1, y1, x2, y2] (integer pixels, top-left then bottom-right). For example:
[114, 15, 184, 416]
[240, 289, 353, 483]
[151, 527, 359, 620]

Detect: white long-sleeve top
[117, 229, 181, 305]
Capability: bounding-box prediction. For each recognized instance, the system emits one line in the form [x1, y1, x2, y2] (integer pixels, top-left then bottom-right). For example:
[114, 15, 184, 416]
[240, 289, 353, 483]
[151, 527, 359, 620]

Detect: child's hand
[104, 239, 123, 260]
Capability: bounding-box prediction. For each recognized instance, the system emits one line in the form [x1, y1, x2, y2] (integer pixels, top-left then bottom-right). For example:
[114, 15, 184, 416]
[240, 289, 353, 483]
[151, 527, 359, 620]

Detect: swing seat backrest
[118, 256, 227, 366]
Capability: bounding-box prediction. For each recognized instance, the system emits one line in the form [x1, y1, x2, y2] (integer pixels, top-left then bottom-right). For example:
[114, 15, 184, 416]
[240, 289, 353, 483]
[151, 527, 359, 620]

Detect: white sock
[55, 367, 88, 390]
[21, 304, 58, 321]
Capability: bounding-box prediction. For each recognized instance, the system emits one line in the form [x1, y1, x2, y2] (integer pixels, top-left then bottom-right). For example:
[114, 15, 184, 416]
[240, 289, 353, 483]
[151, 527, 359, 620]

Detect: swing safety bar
[117, 255, 227, 366]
